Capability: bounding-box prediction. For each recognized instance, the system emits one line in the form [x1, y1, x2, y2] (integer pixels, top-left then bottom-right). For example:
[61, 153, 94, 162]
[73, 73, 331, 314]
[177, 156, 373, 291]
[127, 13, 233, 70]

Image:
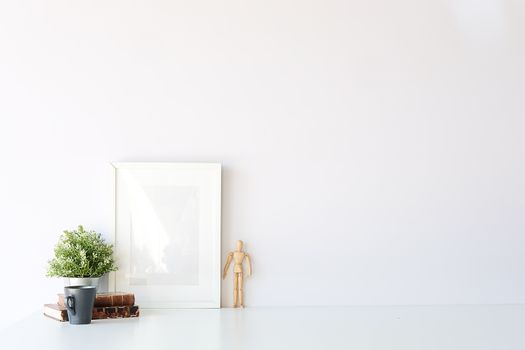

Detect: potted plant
[47, 225, 117, 287]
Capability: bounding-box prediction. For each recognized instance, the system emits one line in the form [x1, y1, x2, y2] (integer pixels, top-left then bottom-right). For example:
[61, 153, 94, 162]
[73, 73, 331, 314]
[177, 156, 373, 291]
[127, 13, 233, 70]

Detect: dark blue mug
[64, 286, 96, 325]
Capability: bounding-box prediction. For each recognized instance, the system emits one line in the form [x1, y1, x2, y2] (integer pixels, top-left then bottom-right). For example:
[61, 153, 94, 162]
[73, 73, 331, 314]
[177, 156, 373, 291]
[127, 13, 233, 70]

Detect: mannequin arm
[223, 252, 233, 279]
[245, 254, 252, 277]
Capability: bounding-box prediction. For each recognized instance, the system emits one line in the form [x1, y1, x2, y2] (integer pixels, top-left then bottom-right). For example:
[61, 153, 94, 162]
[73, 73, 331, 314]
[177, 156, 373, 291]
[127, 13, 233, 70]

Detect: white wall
[1, 0, 524, 328]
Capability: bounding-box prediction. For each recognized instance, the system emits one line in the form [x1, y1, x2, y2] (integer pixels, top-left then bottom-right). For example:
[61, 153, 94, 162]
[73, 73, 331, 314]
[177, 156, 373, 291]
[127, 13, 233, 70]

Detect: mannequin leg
[233, 272, 239, 307]
[238, 273, 244, 308]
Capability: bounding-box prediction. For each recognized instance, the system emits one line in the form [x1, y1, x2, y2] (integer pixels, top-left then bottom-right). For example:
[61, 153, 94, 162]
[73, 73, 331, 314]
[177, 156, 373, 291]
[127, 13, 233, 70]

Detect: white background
[0, 0, 524, 329]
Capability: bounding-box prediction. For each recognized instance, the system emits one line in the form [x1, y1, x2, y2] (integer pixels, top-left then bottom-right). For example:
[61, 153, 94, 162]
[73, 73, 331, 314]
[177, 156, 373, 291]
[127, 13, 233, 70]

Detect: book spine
[92, 306, 140, 319]
[96, 295, 135, 308]
[58, 294, 135, 308]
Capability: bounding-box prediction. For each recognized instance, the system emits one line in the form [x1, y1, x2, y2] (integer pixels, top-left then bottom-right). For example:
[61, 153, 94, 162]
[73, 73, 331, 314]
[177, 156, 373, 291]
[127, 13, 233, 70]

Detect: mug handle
[66, 296, 76, 315]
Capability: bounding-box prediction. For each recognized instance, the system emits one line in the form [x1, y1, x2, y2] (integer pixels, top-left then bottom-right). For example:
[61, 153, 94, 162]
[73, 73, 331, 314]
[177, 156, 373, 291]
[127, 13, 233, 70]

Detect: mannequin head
[236, 240, 244, 251]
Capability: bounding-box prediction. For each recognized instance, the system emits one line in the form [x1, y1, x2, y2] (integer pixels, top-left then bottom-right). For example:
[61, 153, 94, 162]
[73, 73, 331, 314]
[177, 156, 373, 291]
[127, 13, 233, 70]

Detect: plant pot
[64, 277, 100, 288]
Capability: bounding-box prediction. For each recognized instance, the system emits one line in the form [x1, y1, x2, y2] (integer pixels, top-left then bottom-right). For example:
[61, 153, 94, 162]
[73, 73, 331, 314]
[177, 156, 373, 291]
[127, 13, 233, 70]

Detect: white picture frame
[110, 162, 221, 308]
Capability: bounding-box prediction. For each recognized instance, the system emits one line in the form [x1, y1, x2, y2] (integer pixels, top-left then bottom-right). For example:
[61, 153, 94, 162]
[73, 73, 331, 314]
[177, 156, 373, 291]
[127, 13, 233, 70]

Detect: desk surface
[1, 305, 524, 349]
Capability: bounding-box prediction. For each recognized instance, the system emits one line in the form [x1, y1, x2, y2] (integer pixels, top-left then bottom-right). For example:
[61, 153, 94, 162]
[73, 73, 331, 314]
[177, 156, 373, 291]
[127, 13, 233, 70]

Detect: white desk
[1, 306, 524, 349]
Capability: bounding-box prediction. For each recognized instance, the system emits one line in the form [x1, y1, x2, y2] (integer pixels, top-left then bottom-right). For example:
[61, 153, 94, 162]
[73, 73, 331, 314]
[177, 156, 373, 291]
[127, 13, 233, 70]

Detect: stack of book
[44, 292, 140, 322]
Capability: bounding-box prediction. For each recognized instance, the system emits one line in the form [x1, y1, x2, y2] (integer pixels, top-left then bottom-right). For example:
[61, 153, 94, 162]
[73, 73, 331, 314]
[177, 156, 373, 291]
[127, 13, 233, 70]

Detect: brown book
[44, 303, 140, 322]
[58, 292, 135, 308]
[43, 304, 68, 322]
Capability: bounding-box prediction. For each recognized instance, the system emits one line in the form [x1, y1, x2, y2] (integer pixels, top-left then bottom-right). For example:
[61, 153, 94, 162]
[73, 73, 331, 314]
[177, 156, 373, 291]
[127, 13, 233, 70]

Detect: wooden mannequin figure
[223, 240, 252, 308]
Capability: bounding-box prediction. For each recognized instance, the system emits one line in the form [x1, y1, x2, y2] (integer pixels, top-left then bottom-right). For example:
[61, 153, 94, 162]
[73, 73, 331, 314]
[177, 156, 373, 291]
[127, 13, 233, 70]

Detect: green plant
[47, 225, 117, 278]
